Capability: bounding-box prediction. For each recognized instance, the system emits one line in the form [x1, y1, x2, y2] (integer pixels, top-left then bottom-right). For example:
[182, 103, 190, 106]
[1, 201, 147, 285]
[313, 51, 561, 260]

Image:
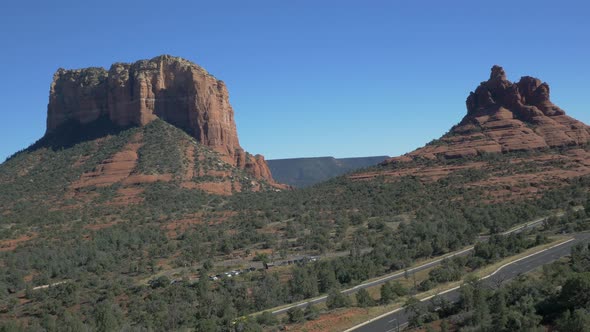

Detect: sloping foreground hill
[1, 119, 281, 215]
[267, 155, 389, 187]
[1, 65, 589, 331]
[3, 140, 588, 331]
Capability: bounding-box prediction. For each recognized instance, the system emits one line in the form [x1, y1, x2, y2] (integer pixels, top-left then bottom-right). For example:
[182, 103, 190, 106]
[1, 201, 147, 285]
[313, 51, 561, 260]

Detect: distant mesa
[268, 156, 389, 188]
[46, 55, 278, 185]
[383, 65, 590, 163]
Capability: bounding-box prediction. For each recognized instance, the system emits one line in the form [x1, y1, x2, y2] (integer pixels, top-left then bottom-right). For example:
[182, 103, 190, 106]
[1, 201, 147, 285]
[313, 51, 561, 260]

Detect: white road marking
[345, 237, 577, 331]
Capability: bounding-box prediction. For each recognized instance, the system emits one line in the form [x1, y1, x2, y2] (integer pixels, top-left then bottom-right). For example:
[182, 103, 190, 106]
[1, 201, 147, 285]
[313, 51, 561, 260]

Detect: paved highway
[347, 232, 589, 332]
[272, 246, 474, 315]
[271, 216, 554, 316]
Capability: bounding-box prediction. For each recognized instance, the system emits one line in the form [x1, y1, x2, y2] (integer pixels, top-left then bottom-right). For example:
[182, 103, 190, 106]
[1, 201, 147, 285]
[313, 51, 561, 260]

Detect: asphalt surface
[272, 246, 474, 315]
[271, 216, 550, 316]
[349, 232, 589, 332]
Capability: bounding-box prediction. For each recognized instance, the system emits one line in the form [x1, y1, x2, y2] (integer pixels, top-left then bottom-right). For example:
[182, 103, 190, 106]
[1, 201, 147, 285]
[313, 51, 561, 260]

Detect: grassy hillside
[1, 124, 590, 331]
[267, 156, 388, 187]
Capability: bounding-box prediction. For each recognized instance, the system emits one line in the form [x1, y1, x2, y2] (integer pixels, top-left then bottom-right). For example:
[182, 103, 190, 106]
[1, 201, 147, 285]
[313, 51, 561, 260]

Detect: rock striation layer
[47, 55, 276, 182]
[384, 65, 590, 163]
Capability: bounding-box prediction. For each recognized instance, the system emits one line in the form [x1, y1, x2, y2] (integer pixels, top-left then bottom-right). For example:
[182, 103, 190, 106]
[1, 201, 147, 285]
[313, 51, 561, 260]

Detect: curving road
[271, 216, 551, 316]
[347, 232, 589, 332]
[272, 246, 474, 315]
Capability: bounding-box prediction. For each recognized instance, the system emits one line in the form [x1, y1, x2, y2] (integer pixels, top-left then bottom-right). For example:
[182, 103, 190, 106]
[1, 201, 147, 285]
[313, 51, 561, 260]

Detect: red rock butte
[46, 55, 276, 183]
[384, 65, 590, 163]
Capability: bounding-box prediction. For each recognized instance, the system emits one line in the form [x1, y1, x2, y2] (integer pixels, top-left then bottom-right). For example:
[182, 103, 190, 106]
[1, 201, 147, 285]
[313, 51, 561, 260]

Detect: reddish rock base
[67, 129, 286, 202]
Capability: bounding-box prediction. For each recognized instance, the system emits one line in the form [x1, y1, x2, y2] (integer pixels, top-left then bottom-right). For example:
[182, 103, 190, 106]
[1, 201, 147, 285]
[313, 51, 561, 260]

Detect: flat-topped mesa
[384, 65, 590, 163]
[47, 55, 275, 182]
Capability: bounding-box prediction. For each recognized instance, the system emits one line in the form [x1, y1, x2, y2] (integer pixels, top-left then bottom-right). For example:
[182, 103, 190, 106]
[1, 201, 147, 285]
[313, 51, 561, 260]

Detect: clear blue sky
[1, 0, 589, 161]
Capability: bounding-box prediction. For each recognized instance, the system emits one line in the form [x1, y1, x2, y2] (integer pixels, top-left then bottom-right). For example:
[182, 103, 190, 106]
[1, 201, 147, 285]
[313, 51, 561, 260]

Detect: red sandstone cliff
[384, 65, 590, 163]
[47, 55, 276, 183]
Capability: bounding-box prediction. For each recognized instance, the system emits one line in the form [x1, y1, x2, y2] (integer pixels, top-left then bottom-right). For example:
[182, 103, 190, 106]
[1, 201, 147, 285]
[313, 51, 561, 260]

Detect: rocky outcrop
[350, 66, 590, 203]
[47, 55, 277, 183]
[384, 65, 590, 163]
[244, 154, 274, 181]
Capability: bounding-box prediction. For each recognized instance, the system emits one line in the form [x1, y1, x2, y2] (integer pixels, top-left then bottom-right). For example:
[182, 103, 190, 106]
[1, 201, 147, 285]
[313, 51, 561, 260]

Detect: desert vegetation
[1, 123, 589, 331]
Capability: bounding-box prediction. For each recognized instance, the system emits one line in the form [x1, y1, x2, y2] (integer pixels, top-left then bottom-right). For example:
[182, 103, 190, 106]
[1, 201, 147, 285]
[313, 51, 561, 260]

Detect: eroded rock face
[384, 65, 590, 163]
[47, 55, 276, 183]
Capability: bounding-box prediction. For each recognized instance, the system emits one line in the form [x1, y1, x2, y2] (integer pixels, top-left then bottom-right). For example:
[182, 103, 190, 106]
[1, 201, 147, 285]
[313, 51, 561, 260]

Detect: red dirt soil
[182, 181, 235, 195]
[0, 233, 38, 252]
[108, 187, 145, 206]
[71, 134, 143, 189]
[182, 145, 196, 182]
[84, 221, 119, 231]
